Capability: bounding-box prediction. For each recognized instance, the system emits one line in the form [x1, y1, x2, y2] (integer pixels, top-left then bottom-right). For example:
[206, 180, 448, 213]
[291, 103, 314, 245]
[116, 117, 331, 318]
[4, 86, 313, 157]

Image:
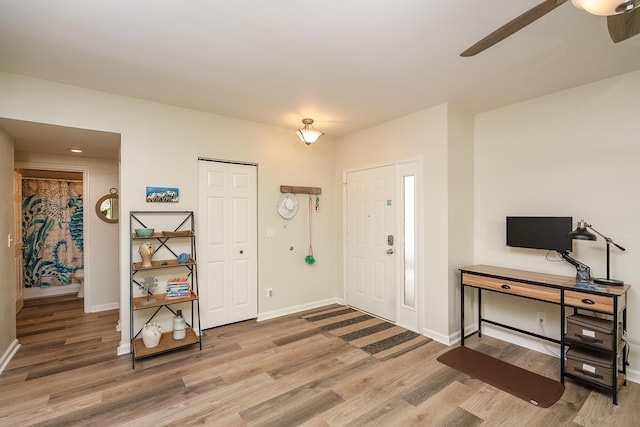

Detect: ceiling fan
[461, 0, 640, 57]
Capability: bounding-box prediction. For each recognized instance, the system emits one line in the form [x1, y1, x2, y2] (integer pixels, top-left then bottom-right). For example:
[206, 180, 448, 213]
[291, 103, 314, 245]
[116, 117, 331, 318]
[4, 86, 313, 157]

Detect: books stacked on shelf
[166, 277, 190, 299]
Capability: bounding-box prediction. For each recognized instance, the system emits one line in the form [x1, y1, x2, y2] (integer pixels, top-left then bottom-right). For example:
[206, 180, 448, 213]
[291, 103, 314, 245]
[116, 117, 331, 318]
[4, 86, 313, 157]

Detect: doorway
[344, 160, 421, 332]
[17, 169, 85, 301]
[198, 159, 258, 329]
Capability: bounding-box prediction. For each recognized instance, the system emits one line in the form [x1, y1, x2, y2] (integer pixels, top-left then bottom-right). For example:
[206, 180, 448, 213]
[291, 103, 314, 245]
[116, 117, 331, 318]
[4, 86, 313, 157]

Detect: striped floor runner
[302, 306, 431, 361]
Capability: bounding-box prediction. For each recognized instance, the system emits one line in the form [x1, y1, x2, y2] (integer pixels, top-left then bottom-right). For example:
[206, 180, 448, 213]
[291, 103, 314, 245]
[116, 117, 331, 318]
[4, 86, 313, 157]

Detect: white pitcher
[141, 322, 162, 348]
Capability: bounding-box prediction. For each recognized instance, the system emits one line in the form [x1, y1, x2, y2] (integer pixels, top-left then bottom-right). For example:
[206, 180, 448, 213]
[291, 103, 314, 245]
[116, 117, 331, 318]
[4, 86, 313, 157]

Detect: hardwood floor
[2, 295, 639, 426]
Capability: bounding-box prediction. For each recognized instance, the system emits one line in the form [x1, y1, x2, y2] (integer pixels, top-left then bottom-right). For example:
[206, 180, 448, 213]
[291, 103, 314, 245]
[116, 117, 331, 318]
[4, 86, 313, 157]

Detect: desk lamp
[568, 220, 626, 286]
[558, 251, 591, 284]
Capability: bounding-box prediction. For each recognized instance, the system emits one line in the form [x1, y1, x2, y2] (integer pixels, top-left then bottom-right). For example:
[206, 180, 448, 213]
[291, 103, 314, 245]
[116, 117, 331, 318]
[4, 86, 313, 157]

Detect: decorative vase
[141, 322, 163, 348]
[173, 310, 186, 340]
[138, 242, 156, 268]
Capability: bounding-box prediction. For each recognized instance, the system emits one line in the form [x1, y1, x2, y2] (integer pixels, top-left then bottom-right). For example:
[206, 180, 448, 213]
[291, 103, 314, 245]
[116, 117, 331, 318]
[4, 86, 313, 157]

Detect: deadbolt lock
[387, 235, 394, 246]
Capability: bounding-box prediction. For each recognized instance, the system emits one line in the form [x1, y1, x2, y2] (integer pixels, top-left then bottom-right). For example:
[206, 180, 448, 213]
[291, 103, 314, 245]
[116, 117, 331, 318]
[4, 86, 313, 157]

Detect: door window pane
[403, 175, 415, 307]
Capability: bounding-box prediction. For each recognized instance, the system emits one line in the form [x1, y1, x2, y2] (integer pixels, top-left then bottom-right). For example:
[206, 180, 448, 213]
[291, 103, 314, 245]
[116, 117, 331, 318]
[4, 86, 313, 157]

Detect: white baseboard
[480, 325, 562, 358]
[24, 283, 81, 299]
[625, 368, 640, 385]
[0, 339, 20, 375]
[120, 298, 343, 354]
[450, 324, 639, 386]
[443, 322, 559, 354]
[90, 302, 119, 313]
[117, 341, 131, 356]
[436, 324, 478, 347]
[422, 326, 457, 346]
[257, 297, 343, 322]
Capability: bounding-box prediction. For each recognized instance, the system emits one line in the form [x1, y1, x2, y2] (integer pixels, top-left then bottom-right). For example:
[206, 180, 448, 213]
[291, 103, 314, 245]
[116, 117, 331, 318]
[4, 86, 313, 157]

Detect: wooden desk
[460, 264, 630, 404]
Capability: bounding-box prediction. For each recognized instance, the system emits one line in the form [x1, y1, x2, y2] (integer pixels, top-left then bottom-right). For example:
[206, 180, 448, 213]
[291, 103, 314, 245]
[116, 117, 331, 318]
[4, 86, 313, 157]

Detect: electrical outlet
[537, 312, 546, 323]
[267, 288, 273, 298]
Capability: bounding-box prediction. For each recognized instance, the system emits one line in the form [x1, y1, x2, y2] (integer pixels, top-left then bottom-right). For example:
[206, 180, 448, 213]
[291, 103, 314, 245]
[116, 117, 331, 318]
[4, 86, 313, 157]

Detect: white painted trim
[441, 324, 640, 386]
[342, 156, 424, 332]
[82, 168, 91, 314]
[0, 339, 20, 375]
[23, 283, 81, 299]
[626, 368, 640, 385]
[480, 325, 562, 358]
[395, 159, 422, 333]
[198, 160, 258, 329]
[422, 327, 457, 346]
[257, 297, 344, 322]
[90, 302, 120, 313]
[117, 341, 131, 356]
[14, 161, 91, 313]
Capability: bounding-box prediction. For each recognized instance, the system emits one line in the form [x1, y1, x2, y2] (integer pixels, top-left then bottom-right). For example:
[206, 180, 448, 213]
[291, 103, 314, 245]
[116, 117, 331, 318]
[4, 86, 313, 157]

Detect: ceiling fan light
[297, 118, 324, 145]
[572, 0, 634, 16]
[616, 0, 639, 12]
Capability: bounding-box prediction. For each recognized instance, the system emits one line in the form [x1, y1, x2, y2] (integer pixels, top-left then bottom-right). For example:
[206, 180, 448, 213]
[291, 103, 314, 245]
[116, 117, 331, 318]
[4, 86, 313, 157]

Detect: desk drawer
[462, 273, 560, 303]
[564, 291, 614, 313]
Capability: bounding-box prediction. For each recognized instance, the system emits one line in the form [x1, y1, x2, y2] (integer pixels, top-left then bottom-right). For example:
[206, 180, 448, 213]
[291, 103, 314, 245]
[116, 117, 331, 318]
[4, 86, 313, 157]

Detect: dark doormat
[302, 306, 431, 360]
[437, 346, 564, 408]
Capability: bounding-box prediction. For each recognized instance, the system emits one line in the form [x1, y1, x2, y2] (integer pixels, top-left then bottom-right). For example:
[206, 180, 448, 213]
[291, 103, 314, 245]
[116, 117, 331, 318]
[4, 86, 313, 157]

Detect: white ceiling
[0, 118, 121, 160]
[1, 0, 639, 158]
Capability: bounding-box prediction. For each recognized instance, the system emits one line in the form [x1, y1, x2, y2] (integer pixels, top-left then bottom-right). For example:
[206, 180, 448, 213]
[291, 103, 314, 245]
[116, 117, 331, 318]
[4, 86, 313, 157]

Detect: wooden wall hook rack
[280, 185, 322, 195]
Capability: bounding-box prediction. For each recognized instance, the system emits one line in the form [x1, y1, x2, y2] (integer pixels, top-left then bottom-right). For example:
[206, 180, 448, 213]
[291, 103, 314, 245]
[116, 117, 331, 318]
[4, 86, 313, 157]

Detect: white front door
[345, 165, 396, 321]
[198, 160, 257, 329]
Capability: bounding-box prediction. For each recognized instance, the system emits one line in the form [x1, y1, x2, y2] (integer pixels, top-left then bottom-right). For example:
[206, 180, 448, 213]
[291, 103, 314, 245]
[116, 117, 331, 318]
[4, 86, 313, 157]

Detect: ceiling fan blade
[461, 0, 569, 57]
[608, 7, 640, 43]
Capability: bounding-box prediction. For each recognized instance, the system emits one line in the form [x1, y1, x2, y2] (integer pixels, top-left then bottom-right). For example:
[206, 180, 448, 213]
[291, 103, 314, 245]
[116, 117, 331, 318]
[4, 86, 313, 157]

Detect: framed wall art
[146, 187, 179, 203]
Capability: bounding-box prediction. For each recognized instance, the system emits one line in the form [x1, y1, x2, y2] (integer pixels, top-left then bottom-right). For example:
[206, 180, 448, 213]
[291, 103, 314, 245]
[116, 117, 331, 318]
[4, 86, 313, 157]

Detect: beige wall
[473, 70, 640, 375]
[446, 107, 475, 335]
[0, 127, 16, 369]
[14, 152, 120, 312]
[2, 68, 638, 379]
[335, 103, 475, 343]
[0, 72, 340, 354]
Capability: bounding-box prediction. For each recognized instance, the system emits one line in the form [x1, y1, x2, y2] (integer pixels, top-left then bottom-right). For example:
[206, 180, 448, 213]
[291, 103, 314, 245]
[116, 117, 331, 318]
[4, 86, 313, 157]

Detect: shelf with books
[129, 211, 201, 368]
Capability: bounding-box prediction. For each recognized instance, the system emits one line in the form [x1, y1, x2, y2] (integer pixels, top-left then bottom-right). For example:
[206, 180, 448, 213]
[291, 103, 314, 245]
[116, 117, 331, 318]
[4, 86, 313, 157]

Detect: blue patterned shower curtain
[22, 179, 84, 288]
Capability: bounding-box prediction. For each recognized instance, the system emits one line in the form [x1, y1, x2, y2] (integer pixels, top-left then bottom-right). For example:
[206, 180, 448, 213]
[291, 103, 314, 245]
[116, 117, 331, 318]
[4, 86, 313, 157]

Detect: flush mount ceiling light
[69, 148, 83, 153]
[572, 0, 639, 16]
[297, 118, 324, 145]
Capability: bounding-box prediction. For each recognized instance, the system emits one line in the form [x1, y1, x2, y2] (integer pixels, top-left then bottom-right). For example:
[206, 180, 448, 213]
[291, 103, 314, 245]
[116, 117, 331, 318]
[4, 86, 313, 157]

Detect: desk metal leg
[560, 291, 565, 384]
[478, 289, 482, 338]
[460, 277, 465, 346]
[613, 296, 618, 404]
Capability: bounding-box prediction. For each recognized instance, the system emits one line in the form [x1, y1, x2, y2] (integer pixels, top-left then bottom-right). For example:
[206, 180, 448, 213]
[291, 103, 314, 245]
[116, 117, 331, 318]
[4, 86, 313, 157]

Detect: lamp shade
[572, 0, 637, 16]
[297, 118, 324, 145]
[568, 220, 597, 240]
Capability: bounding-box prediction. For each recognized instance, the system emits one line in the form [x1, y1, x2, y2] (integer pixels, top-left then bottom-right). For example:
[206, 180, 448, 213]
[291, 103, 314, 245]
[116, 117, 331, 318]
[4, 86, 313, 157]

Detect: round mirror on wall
[96, 188, 119, 223]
